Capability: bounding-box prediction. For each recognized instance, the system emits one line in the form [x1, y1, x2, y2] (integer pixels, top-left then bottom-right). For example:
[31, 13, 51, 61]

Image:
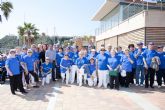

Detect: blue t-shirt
[108, 56, 119, 70]
[16, 54, 23, 62]
[72, 52, 79, 65]
[23, 55, 35, 71]
[0, 60, 5, 67]
[158, 52, 165, 69]
[129, 51, 136, 68]
[56, 52, 64, 66]
[5, 57, 20, 75]
[32, 51, 39, 61]
[142, 49, 158, 67]
[116, 51, 124, 61]
[87, 64, 96, 78]
[76, 57, 88, 69]
[120, 55, 133, 72]
[41, 63, 52, 73]
[134, 48, 145, 66]
[88, 52, 98, 60]
[96, 53, 109, 70]
[64, 52, 74, 59]
[60, 58, 72, 73]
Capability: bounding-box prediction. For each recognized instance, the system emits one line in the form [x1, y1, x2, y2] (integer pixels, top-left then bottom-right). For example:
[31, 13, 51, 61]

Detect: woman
[107, 50, 120, 90]
[87, 58, 97, 87]
[76, 51, 88, 86]
[60, 54, 72, 85]
[41, 57, 52, 86]
[23, 49, 39, 88]
[5, 49, 27, 95]
[120, 49, 134, 88]
[56, 47, 64, 79]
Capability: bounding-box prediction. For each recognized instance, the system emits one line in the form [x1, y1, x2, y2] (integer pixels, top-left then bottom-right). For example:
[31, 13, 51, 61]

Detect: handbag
[109, 70, 118, 76]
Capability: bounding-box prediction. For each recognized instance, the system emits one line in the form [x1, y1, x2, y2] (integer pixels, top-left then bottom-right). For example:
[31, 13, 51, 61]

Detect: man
[105, 44, 112, 56]
[134, 42, 145, 86]
[45, 44, 56, 81]
[96, 47, 109, 88]
[23, 49, 39, 88]
[5, 49, 27, 95]
[157, 46, 165, 88]
[142, 42, 159, 88]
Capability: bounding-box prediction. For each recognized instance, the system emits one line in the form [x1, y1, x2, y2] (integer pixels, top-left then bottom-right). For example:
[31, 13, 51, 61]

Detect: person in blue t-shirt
[134, 42, 145, 86]
[107, 50, 120, 90]
[157, 46, 165, 88]
[142, 42, 159, 88]
[76, 51, 88, 86]
[60, 54, 72, 85]
[88, 49, 98, 60]
[87, 57, 97, 87]
[56, 47, 64, 79]
[0, 56, 6, 83]
[128, 44, 137, 84]
[70, 47, 79, 84]
[41, 57, 52, 86]
[96, 47, 109, 88]
[120, 49, 134, 88]
[23, 49, 39, 88]
[5, 49, 27, 95]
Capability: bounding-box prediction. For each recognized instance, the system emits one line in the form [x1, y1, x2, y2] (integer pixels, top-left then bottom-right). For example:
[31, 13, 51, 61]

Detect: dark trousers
[110, 75, 119, 89]
[0, 71, 6, 82]
[25, 71, 39, 84]
[52, 61, 56, 81]
[157, 69, 165, 86]
[14, 73, 25, 91]
[120, 72, 131, 87]
[145, 68, 155, 87]
[130, 68, 136, 84]
[56, 66, 61, 79]
[9, 74, 25, 94]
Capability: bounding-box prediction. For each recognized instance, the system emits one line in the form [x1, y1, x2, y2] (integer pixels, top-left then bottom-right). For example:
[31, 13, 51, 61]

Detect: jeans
[136, 65, 145, 85]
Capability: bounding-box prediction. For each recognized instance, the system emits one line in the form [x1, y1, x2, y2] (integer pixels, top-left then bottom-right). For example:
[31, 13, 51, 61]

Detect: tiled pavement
[0, 81, 165, 110]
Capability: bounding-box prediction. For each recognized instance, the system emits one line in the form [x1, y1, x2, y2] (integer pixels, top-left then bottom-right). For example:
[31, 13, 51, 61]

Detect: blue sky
[0, 0, 104, 38]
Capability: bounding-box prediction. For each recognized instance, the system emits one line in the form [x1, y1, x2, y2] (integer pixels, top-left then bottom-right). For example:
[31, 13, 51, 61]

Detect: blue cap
[157, 45, 164, 48]
[137, 42, 143, 45]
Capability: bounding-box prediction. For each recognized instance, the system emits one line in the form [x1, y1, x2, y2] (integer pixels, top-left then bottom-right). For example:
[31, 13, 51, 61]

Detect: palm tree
[18, 22, 39, 46]
[0, 0, 13, 22]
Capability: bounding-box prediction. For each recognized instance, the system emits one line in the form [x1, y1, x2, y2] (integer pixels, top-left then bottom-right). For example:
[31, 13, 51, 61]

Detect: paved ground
[0, 81, 165, 110]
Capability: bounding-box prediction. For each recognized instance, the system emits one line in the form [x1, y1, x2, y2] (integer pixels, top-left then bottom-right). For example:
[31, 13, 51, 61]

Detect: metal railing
[95, 1, 165, 36]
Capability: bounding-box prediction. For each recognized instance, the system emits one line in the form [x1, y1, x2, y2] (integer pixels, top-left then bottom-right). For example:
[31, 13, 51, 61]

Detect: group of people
[1, 41, 165, 95]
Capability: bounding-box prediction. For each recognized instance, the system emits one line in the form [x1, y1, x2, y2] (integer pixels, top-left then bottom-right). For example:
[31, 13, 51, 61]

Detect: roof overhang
[92, 0, 120, 21]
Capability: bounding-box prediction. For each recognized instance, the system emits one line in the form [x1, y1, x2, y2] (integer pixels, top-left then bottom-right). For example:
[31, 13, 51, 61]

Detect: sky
[0, 0, 104, 38]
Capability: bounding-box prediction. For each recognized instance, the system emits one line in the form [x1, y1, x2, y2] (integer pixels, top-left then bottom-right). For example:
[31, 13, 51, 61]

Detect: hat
[27, 49, 33, 53]
[148, 42, 154, 45]
[91, 49, 96, 52]
[9, 49, 16, 54]
[137, 42, 143, 45]
[22, 46, 28, 50]
[45, 57, 50, 60]
[157, 45, 164, 48]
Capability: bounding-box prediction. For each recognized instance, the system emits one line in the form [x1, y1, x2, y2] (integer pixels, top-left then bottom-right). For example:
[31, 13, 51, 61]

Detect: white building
[92, 0, 165, 50]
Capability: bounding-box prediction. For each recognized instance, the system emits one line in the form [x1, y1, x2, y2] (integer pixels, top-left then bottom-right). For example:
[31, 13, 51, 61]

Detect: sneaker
[158, 85, 161, 88]
[135, 84, 139, 86]
[150, 86, 154, 89]
[140, 84, 144, 87]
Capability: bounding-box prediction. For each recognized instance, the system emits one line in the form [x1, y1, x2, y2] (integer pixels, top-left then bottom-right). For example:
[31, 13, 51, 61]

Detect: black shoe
[12, 92, 16, 95]
[21, 91, 28, 94]
[150, 86, 154, 89]
[33, 85, 39, 88]
[145, 85, 148, 88]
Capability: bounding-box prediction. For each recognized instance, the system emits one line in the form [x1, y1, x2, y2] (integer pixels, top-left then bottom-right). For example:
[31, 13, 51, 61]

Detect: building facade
[92, 0, 165, 50]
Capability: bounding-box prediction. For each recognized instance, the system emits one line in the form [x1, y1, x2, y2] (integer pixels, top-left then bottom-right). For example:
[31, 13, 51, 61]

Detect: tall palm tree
[0, 0, 13, 22]
[18, 22, 39, 46]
